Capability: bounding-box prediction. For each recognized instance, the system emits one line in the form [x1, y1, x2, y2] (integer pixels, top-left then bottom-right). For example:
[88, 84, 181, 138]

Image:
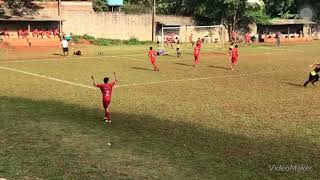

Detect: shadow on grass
[52, 53, 64, 56]
[130, 67, 154, 71]
[208, 65, 230, 70]
[0, 96, 318, 179]
[174, 62, 191, 67]
[284, 82, 304, 87]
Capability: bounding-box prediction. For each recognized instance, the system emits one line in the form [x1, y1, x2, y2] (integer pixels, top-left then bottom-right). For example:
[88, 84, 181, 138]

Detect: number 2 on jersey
[105, 90, 110, 96]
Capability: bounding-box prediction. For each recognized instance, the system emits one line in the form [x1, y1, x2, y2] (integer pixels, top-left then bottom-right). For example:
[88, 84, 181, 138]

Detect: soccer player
[232, 31, 237, 44]
[91, 73, 117, 123]
[148, 47, 159, 71]
[189, 34, 194, 46]
[304, 63, 320, 87]
[61, 37, 69, 56]
[230, 45, 239, 70]
[193, 43, 200, 67]
[196, 38, 202, 49]
[176, 37, 181, 58]
[245, 33, 251, 46]
[228, 46, 233, 56]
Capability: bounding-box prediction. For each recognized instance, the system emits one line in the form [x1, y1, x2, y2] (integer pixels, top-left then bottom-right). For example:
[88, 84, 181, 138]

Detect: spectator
[32, 29, 39, 38]
[4, 28, 10, 39]
[62, 37, 69, 56]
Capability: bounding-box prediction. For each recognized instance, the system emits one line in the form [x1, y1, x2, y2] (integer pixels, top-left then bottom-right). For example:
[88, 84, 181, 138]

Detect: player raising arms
[230, 45, 239, 70]
[304, 63, 320, 87]
[193, 43, 201, 67]
[148, 47, 160, 71]
[196, 38, 202, 49]
[91, 72, 117, 123]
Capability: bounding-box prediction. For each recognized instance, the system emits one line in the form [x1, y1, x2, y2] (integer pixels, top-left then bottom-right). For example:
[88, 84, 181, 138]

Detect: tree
[262, 0, 295, 18]
[0, 0, 42, 17]
[92, 0, 108, 12]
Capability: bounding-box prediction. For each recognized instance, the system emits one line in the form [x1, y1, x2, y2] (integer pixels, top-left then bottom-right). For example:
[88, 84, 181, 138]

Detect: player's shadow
[52, 53, 64, 56]
[284, 82, 304, 87]
[208, 65, 229, 70]
[1, 96, 319, 179]
[130, 67, 154, 71]
[174, 62, 191, 67]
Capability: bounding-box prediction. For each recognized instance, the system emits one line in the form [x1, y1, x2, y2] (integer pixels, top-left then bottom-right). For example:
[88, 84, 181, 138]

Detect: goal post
[160, 25, 226, 49]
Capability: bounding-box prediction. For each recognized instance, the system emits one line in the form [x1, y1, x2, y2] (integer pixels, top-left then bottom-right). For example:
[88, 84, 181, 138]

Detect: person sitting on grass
[73, 50, 82, 56]
[304, 63, 320, 87]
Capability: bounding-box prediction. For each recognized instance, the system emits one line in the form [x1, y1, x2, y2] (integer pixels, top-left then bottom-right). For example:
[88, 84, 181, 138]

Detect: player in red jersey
[193, 43, 201, 67]
[245, 33, 251, 46]
[91, 72, 117, 123]
[230, 45, 239, 70]
[232, 31, 237, 44]
[196, 38, 202, 49]
[148, 47, 159, 71]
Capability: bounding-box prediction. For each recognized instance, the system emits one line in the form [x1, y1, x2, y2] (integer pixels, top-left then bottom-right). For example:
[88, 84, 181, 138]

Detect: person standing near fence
[275, 32, 281, 47]
[61, 37, 69, 56]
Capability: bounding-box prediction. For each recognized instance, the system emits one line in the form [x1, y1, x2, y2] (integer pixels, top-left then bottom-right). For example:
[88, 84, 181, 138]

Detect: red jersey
[148, 50, 156, 61]
[232, 31, 237, 39]
[194, 46, 200, 56]
[245, 34, 251, 42]
[231, 48, 238, 59]
[96, 81, 116, 101]
[197, 40, 202, 48]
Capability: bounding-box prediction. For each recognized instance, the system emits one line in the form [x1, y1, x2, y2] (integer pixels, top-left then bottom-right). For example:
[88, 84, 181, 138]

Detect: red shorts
[103, 99, 110, 109]
[231, 57, 238, 64]
[151, 59, 156, 64]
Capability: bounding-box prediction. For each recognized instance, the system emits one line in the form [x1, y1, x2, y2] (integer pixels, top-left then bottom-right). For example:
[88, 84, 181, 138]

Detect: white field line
[0, 66, 277, 89]
[0, 53, 146, 64]
[0, 66, 95, 90]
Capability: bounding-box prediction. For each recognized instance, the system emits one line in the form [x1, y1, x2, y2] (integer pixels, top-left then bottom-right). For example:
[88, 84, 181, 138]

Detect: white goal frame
[160, 25, 226, 49]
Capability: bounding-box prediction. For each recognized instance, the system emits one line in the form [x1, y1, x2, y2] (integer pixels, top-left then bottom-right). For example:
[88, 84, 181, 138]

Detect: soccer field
[0, 42, 319, 179]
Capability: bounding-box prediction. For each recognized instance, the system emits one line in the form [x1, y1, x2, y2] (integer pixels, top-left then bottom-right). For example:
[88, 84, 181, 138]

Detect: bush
[82, 34, 95, 41]
[72, 35, 81, 43]
[73, 34, 152, 46]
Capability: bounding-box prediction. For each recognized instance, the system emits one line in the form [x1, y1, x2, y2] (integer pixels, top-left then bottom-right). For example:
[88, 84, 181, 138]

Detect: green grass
[0, 42, 319, 179]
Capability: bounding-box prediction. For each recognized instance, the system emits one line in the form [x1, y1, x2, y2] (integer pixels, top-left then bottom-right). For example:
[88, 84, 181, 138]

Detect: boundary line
[0, 66, 277, 89]
[0, 66, 96, 90]
[0, 53, 147, 64]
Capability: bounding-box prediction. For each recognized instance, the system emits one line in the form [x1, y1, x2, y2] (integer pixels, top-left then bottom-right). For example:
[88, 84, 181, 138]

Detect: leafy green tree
[0, 0, 42, 16]
[92, 0, 108, 12]
[262, 0, 295, 18]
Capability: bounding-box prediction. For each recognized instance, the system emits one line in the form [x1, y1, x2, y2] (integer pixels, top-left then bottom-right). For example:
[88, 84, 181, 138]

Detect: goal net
[159, 25, 226, 50]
